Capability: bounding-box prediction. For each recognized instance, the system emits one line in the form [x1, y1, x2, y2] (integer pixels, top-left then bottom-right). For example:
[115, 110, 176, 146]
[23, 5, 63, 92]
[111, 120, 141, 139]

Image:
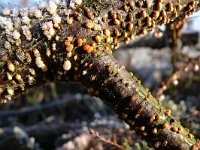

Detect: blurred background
[0, 0, 200, 149]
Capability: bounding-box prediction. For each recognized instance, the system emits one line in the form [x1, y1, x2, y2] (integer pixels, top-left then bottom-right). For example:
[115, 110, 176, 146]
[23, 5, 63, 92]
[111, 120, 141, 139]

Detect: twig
[166, 19, 186, 72]
[88, 128, 125, 150]
[0, 94, 93, 118]
[156, 57, 200, 101]
[120, 31, 200, 50]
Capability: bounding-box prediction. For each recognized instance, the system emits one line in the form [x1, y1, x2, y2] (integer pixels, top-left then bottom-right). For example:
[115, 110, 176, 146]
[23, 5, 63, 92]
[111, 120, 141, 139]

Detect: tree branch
[71, 47, 199, 149]
[120, 31, 200, 49]
[0, 0, 200, 149]
[0, 94, 92, 119]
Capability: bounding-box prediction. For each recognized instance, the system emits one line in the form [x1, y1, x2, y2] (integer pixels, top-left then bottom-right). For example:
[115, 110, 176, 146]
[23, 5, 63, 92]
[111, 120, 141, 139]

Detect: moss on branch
[71, 47, 199, 149]
[0, 0, 200, 149]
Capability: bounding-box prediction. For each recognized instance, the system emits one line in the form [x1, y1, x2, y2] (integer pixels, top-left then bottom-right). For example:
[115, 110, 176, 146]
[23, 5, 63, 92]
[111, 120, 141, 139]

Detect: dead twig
[88, 128, 125, 150]
[0, 94, 93, 118]
[156, 57, 200, 101]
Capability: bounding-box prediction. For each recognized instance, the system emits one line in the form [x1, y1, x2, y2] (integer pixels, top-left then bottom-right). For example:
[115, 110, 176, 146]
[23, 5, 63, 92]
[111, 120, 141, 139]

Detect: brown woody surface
[0, 0, 200, 149]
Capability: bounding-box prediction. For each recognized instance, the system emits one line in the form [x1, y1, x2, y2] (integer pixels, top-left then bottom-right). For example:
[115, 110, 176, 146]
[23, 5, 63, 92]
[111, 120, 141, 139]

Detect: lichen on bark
[0, 0, 200, 149]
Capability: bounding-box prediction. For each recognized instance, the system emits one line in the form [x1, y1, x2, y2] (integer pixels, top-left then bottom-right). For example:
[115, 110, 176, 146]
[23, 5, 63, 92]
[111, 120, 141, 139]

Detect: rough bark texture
[0, 0, 200, 149]
[121, 31, 200, 49]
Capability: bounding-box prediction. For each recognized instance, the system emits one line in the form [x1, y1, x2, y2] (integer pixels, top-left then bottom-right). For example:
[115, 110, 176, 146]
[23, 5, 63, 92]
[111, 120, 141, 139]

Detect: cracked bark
[0, 0, 200, 149]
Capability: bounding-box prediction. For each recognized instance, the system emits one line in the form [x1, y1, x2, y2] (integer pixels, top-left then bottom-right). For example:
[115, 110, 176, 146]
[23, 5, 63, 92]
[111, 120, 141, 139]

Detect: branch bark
[0, 0, 200, 149]
[120, 32, 200, 49]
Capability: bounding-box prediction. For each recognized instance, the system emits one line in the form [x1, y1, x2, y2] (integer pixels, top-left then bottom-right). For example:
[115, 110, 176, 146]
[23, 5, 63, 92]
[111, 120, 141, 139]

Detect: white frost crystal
[70, 0, 82, 9]
[12, 30, 21, 40]
[22, 26, 32, 40]
[53, 14, 61, 24]
[42, 21, 55, 40]
[47, 0, 57, 15]
[34, 9, 42, 18]
[4, 41, 11, 50]
[22, 16, 31, 25]
[2, 8, 11, 16]
[63, 60, 72, 71]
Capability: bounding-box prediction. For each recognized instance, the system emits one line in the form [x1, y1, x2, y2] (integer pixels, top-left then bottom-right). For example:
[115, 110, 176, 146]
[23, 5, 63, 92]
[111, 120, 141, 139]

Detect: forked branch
[0, 0, 200, 149]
